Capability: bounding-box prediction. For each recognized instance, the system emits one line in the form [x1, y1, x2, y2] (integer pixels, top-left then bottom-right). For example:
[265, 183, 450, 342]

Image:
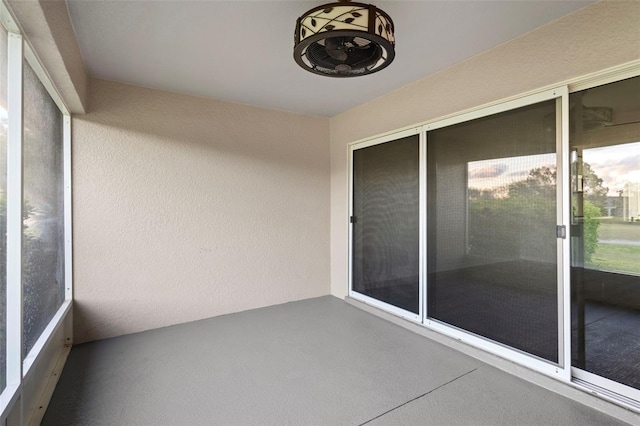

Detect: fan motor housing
[294, 2, 395, 77]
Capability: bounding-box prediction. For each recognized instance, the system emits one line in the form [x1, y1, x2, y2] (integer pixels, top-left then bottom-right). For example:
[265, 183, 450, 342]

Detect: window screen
[22, 60, 64, 358]
[352, 135, 420, 314]
[427, 100, 559, 362]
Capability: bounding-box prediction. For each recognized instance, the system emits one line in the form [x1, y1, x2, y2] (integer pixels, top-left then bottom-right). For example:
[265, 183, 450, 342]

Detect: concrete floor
[44, 296, 628, 425]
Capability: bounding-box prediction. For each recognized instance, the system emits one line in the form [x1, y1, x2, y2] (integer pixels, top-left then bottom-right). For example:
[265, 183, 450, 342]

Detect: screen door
[351, 134, 420, 315]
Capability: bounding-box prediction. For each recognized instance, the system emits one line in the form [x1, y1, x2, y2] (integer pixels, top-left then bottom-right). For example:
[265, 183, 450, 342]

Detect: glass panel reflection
[571, 76, 640, 391]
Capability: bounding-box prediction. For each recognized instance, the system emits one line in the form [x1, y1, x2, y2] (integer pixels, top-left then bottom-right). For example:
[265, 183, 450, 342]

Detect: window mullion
[63, 115, 72, 303]
[5, 30, 23, 421]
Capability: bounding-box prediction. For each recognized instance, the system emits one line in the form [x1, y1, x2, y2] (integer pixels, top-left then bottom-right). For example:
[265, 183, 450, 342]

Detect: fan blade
[324, 37, 348, 62]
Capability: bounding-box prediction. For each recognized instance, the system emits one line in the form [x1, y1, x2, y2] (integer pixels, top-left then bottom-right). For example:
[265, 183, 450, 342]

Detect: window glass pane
[571, 76, 640, 390]
[22, 60, 64, 359]
[427, 100, 559, 363]
[0, 24, 7, 392]
[352, 135, 420, 314]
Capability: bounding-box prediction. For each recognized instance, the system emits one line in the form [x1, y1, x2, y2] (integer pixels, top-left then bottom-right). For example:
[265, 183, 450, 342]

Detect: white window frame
[1, 28, 24, 419]
[21, 37, 72, 381]
[348, 127, 424, 323]
[0, 1, 73, 421]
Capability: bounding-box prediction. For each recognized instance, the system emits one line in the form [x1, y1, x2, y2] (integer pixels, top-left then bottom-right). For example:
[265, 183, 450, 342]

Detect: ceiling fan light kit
[293, 1, 395, 77]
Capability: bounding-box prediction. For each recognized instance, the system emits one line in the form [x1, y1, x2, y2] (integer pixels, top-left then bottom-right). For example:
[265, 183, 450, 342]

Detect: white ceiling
[66, 0, 595, 117]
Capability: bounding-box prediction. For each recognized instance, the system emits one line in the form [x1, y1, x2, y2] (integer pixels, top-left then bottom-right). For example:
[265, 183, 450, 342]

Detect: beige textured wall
[329, 1, 640, 298]
[73, 79, 330, 343]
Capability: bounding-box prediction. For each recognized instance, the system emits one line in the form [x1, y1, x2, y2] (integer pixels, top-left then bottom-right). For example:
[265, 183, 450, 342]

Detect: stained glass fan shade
[293, 1, 395, 77]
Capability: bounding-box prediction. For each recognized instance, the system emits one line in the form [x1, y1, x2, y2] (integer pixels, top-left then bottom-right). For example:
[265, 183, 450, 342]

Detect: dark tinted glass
[427, 100, 559, 362]
[570, 76, 640, 390]
[352, 135, 420, 314]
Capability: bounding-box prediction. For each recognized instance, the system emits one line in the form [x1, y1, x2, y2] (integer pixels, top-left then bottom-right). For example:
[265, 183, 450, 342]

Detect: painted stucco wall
[73, 79, 330, 343]
[329, 1, 640, 298]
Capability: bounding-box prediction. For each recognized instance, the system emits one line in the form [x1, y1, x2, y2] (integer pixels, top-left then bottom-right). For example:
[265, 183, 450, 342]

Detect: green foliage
[590, 243, 640, 275]
[469, 167, 557, 261]
[582, 200, 601, 263]
[582, 162, 609, 210]
[469, 164, 606, 264]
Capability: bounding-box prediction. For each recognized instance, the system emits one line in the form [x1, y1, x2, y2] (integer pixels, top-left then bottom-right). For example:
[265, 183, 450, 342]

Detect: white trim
[424, 318, 566, 378]
[554, 90, 565, 370]
[23, 43, 69, 115]
[3, 29, 23, 424]
[568, 62, 640, 93]
[22, 301, 71, 383]
[424, 87, 564, 132]
[347, 145, 353, 299]
[348, 127, 419, 150]
[418, 130, 426, 322]
[6, 29, 22, 385]
[0, 1, 19, 34]
[557, 88, 572, 379]
[0, 383, 20, 424]
[350, 291, 421, 323]
[2, 0, 70, 115]
[347, 124, 424, 150]
[572, 370, 640, 412]
[344, 61, 640, 150]
[63, 115, 73, 303]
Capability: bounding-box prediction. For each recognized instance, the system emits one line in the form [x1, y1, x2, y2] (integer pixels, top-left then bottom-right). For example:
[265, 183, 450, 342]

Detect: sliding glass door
[426, 96, 564, 364]
[348, 74, 640, 406]
[350, 132, 420, 316]
[570, 76, 640, 399]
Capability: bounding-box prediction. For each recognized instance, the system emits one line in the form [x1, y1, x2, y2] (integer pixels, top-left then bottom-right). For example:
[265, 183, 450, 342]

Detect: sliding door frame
[567, 66, 640, 407]
[419, 87, 571, 380]
[348, 127, 423, 323]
